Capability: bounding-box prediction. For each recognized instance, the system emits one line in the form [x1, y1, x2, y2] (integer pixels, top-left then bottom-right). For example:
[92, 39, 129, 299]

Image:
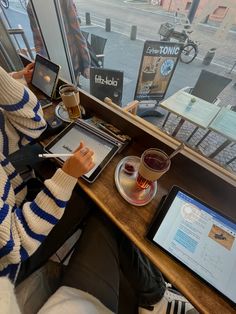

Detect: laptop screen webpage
[153, 190, 236, 303]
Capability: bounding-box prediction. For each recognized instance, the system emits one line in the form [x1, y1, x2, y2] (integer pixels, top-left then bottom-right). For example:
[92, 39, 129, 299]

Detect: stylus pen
[38, 153, 73, 158]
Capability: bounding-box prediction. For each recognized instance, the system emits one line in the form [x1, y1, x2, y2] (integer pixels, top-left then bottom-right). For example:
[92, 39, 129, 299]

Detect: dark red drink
[137, 149, 170, 189]
[144, 153, 169, 171]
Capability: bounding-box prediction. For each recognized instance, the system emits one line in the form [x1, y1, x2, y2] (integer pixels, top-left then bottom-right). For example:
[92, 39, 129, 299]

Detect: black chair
[186, 70, 232, 144]
[90, 34, 107, 67]
[188, 69, 232, 103]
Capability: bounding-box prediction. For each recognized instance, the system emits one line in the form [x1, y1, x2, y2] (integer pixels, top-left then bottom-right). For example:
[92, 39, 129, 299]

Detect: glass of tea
[59, 84, 81, 120]
[136, 148, 170, 189]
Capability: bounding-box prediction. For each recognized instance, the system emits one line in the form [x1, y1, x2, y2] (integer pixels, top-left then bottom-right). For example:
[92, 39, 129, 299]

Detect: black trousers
[12, 144, 166, 312]
[61, 212, 166, 313]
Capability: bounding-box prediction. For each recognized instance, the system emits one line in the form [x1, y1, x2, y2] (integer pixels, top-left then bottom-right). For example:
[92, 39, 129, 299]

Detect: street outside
[2, 0, 236, 173]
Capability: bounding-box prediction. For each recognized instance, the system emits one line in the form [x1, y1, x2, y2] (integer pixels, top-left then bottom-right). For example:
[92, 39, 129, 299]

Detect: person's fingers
[89, 161, 95, 169]
[87, 161, 95, 171]
[26, 62, 34, 71]
[84, 150, 94, 158]
[80, 147, 89, 155]
[75, 147, 94, 159]
[81, 150, 94, 162]
[74, 141, 84, 153]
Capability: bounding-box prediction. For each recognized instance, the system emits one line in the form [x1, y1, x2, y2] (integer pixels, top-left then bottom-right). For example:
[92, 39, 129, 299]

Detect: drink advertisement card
[134, 41, 182, 102]
[90, 68, 124, 105]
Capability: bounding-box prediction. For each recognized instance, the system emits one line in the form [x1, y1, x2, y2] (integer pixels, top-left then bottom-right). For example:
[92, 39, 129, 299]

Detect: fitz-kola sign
[134, 41, 182, 101]
[90, 68, 124, 105]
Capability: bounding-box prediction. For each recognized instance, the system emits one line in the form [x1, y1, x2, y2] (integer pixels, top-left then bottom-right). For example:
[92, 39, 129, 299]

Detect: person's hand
[62, 142, 95, 178]
[23, 62, 35, 83]
[11, 63, 35, 83]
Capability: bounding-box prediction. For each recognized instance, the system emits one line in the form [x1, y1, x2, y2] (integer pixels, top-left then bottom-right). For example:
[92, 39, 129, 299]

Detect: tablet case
[44, 121, 121, 183]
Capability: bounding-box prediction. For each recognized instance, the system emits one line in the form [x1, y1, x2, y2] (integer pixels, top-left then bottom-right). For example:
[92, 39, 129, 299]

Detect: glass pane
[1, 0, 235, 177]
[0, 0, 47, 60]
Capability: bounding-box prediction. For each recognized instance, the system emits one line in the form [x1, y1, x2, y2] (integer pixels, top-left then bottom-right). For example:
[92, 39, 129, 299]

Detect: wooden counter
[43, 89, 236, 314]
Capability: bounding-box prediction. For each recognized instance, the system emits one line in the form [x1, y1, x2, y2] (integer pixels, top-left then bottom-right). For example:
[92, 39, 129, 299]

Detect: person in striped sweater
[0, 67, 197, 314]
[0, 66, 95, 282]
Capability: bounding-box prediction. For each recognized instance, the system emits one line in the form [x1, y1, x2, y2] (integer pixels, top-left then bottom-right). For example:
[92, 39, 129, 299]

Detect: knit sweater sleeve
[0, 167, 77, 273]
[0, 67, 46, 156]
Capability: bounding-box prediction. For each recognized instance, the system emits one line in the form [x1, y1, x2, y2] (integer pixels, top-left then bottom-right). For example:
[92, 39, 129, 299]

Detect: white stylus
[38, 153, 73, 158]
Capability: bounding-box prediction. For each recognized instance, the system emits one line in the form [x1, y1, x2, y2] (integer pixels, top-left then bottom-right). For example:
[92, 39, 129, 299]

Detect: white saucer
[114, 156, 157, 206]
[55, 102, 72, 123]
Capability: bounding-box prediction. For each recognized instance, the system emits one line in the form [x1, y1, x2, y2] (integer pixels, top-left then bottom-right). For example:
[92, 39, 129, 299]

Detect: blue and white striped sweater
[0, 67, 77, 280]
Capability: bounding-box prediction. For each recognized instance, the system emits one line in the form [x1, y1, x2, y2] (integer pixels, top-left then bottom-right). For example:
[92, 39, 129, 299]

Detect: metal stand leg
[172, 118, 185, 137]
[226, 156, 236, 165]
[162, 112, 171, 128]
[186, 126, 199, 142]
[209, 139, 231, 159]
[195, 130, 211, 148]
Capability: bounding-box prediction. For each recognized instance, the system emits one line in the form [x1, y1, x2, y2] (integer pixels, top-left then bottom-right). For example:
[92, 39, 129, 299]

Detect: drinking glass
[136, 148, 170, 189]
[59, 84, 81, 120]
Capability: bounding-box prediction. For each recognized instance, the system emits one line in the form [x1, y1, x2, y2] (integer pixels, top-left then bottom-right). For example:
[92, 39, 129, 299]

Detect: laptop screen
[149, 188, 236, 304]
[31, 54, 60, 98]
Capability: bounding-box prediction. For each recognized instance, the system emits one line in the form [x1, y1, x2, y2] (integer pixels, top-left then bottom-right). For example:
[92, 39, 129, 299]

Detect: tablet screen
[148, 187, 236, 304]
[45, 123, 120, 183]
[32, 54, 60, 98]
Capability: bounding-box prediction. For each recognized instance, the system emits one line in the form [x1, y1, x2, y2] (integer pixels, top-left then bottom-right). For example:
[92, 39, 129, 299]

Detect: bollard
[203, 14, 209, 24]
[85, 12, 91, 25]
[105, 18, 111, 32]
[130, 25, 137, 40]
[202, 48, 216, 65]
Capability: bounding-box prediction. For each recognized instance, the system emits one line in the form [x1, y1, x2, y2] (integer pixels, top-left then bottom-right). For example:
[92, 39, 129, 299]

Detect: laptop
[147, 186, 236, 305]
[31, 54, 61, 107]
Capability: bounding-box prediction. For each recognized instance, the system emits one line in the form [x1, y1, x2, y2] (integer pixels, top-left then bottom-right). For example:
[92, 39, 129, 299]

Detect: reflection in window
[27, 0, 90, 84]
[27, 1, 48, 58]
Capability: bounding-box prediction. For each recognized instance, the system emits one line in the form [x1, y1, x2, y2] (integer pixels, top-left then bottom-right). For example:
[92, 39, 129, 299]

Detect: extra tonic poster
[134, 41, 182, 101]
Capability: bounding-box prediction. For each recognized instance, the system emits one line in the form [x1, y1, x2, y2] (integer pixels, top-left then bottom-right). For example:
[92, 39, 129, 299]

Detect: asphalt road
[78, 0, 170, 40]
[4, 0, 236, 67]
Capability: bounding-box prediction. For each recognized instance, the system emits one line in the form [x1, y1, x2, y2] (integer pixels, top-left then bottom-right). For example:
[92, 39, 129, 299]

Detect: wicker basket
[158, 23, 174, 37]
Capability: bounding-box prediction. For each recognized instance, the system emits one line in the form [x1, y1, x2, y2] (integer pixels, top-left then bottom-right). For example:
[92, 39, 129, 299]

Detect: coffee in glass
[59, 84, 81, 120]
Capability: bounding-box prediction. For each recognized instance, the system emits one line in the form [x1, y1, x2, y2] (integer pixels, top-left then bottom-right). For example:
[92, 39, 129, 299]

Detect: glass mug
[59, 84, 81, 120]
[136, 148, 171, 189]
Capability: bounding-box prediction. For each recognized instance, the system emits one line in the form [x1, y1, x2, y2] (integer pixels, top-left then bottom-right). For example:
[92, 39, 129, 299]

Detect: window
[213, 6, 228, 17]
[1, 0, 236, 178]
